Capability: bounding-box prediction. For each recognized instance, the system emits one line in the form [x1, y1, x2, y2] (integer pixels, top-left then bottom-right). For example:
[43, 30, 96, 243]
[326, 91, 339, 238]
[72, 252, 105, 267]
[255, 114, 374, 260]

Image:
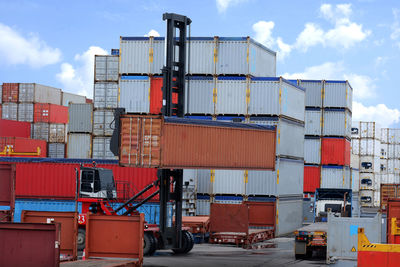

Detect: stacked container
[92, 53, 119, 160]
[352, 122, 381, 207]
[67, 103, 93, 158]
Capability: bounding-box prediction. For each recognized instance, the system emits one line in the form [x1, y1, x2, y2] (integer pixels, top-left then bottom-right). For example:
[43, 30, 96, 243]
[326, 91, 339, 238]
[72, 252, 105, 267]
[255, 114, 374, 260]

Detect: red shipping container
[0, 119, 31, 138]
[0, 105, 2, 119]
[304, 166, 320, 193]
[0, 137, 47, 157]
[13, 162, 158, 200]
[321, 137, 350, 166]
[86, 98, 93, 104]
[2, 83, 19, 103]
[149, 77, 178, 115]
[34, 103, 68, 123]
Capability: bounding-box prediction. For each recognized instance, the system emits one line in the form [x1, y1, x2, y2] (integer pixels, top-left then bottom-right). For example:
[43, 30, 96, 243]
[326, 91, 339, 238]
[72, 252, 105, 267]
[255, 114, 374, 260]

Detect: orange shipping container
[321, 137, 350, 166]
[119, 115, 276, 170]
[34, 103, 68, 123]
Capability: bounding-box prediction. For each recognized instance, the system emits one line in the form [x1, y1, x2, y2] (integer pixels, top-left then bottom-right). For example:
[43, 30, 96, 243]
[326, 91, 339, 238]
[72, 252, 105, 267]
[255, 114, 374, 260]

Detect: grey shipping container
[321, 166, 351, 189]
[351, 168, 360, 193]
[213, 170, 245, 195]
[32, 123, 49, 142]
[68, 103, 93, 133]
[18, 83, 61, 104]
[49, 124, 66, 143]
[93, 110, 114, 136]
[185, 77, 215, 115]
[17, 103, 34, 122]
[92, 137, 117, 160]
[1, 103, 18, 120]
[277, 196, 303, 236]
[48, 143, 65, 158]
[215, 77, 247, 115]
[0, 84, 2, 104]
[67, 133, 91, 158]
[61, 92, 86, 107]
[119, 36, 276, 77]
[94, 55, 119, 81]
[322, 109, 352, 139]
[298, 80, 323, 108]
[184, 169, 211, 195]
[196, 195, 211, 216]
[118, 77, 149, 113]
[305, 109, 322, 136]
[303, 198, 315, 223]
[304, 138, 321, 164]
[352, 192, 360, 217]
[323, 80, 353, 112]
[94, 82, 118, 109]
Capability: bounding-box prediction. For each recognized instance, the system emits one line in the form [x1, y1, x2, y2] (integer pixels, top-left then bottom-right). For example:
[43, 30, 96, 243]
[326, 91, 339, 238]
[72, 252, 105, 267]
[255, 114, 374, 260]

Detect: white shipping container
[351, 121, 360, 139]
[276, 197, 303, 236]
[49, 124, 66, 143]
[196, 195, 211, 216]
[94, 82, 118, 109]
[32, 123, 49, 141]
[213, 170, 245, 195]
[67, 134, 91, 158]
[305, 109, 322, 136]
[351, 154, 360, 169]
[185, 77, 214, 115]
[215, 77, 247, 115]
[359, 156, 380, 173]
[381, 174, 398, 184]
[321, 166, 351, 189]
[92, 137, 117, 160]
[61, 92, 86, 107]
[18, 83, 61, 104]
[304, 138, 321, 164]
[95, 55, 119, 81]
[93, 110, 114, 136]
[381, 128, 400, 144]
[387, 159, 400, 174]
[322, 109, 352, 139]
[48, 143, 65, 158]
[359, 173, 375, 190]
[17, 103, 33, 122]
[360, 139, 381, 156]
[374, 191, 380, 207]
[381, 159, 387, 173]
[381, 144, 388, 159]
[1, 103, 18, 120]
[298, 80, 323, 108]
[351, 168, 360, 192]
[351, 139, 360, 155]
[118, 77, 150, 113]
[360, 122, 381, 139]
[323, 80, 353, 112]
[360, 189, 374, 207]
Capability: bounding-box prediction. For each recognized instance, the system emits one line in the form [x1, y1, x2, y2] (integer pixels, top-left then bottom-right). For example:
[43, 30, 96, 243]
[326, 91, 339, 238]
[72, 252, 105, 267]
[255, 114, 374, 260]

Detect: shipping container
[322, 108, 352, 138]
[2, 83, 19, 103]
[67, 134, 91, 159]
[0, 137, 46, 157]
[0, 105, 2, 119]
[321, 165, 351, 189]
[380, 184, 400, 210]
[351, 153, 360, 169]
[381, 128, 400, 144]
[352, 192, 360, 217]
[248, 77, 305, 121]
[1, 103, 18, 121]
[323, 80, 353, 111]
[93, 110, 114, 136]
[351, 121, 360, 139]
[214, 195, 243, 204]
[49, 124, 66, 143]
[305, 108, 322, 136]
[276, 196, 303, 236]
[381, 143, 388, 159]
[185, 76, 214, 115]
[360, 138, 381, 156]
[32, 123, 49, 142]
[118, 76, 150, 113]
[304, 138, 320, 164]
[61, 92, 86, 107]
[304, 165, 320, 193]
[351, 168, 360, 192]
[48, 143, 65, 158]
[94, 55, 119, 81]
[360, 122, 381, 139]
[373, 191, 380, 206]
[298, 80, 323, 108]
[119, 115, 276, 170]
[149, 77, 163, 114]
[321, 137, 351, 166]
[380, 174, 399, 185]
[111, 49, 119, 56]
[0, 84, 2, 104]
[387, 159, 400, 174]
[213, 170, 245, 195]
[359, 172, 376, 190]
[359, 189, 374, 207]
[18, 83, 61, 104]
[351, 138, 360, 155]
[68, 103, 93, 133]
[34, 103, 68, 123]
[92, 137, 117, 160]
[0, 119, 31, 138]
[93, 82, 118, 109]
[359, 156, 380, 173]
[217, 77, 248, 116]
[17, 103, 33, 122]
[184, 169, 211, 194]
[196, 195, 210, 216]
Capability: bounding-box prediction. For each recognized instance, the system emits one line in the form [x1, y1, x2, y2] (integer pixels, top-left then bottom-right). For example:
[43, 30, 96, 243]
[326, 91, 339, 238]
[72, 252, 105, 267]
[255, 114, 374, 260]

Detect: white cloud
[56, 46, 107, 98]
[294, 23, 325, 52]
[391, 9, 400, 40]
[216, 0, 247, 13]
[353, 101, 400, 127]
[0, 23, 61, 68]
[144, 29, 160, 37]
[343, 73, 375, 99]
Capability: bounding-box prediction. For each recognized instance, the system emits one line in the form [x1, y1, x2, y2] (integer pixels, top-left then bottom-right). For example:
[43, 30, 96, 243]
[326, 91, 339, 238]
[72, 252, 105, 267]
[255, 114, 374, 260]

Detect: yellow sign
[351, 246, 356, 252]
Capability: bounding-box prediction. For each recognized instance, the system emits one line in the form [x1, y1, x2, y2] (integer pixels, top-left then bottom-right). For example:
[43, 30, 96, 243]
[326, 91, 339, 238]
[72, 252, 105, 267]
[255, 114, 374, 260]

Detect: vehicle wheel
[172, 230, 191, 254]
[306, 248, 313, 258]
[295, 254, 304, 260]
[148, 233, 158, 256]
[144, 232, 156, 256]
[77, 228, 86, 251]
[184, 231, 194, 253]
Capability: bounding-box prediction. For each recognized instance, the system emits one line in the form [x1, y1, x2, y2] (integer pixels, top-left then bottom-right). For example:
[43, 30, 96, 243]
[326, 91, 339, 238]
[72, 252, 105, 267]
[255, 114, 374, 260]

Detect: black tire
[172, 230, 193, 254]
[295, 254, 304, 260]
[144, 232, 156, 256]
[148, 233, 158, 256]
[306, 248, 313, 258]
[77, 228, 86, 251]
[184, 231, 194, 253]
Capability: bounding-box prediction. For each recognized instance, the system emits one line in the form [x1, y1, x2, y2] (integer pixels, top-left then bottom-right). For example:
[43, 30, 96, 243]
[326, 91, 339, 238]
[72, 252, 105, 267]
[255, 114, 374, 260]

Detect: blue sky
[1, 0, 400, 126]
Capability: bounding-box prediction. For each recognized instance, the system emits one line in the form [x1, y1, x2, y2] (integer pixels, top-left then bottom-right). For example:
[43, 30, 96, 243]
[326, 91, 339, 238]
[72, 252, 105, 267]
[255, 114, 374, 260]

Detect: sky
[1, 0, 400, 127]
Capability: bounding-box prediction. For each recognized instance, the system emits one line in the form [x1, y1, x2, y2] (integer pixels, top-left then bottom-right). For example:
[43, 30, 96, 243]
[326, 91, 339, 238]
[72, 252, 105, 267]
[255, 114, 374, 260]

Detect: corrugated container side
[186, 169, 211, 194]
[34, 103, 68, 123]
[186, 39, 215, 74]
[213, 170, 245, 195]
[151, 39, 165, 74]
[93, 110, 114, 136]
[95, 55, 119, 81]
[196, 195, 211, 215]
[0, 84, 2, 104]
[351, 154, 360, 169]
[48, 143, 65, 158]
[250, 40, 277, 77]
[61, 92, 86, 107]
[67, 134, 91, 158]
[93, 82, 118, 109]
[280, 80, 305, 122]
[246, 169, 277, 196]
[185, 77, 214, 115]
[49, 124, 66, 143]
[277, 158, 304, 195]
[352, 121, 360, 139]
[68, 104, 93, 133]
[387, 159, 400, 174]
[360, 122, 381, 139]
[2, 83, 19, 102]
[352, 138, 360, 155]
[277, 197, 303, 236]
[150, 77, 163, 114]
[304, 138, 321, 164]
[0, 119, 31, 138]
[299, 80, 323, 108]
[323, 81, 352, 111]
[32, 123, 49, 142]
[1, 103, 18, 121]
[215, 77, 246, 115]
[92, 137, 117, 160]
[360, 139, 381, 156]
[18, 83, 34, 103]
[33, 84, 62, 105]
[216, 40, 247, 75]
[0, 137, 47, 157]
[17, 103, 34, 122]
[118, 77, 150, 113]
[305, 109, 322, 136]
[304, 165, 320, 193]
[322, 109, 351, 138]
[321, 137, 351, 166]
[351, 168, 360, 192]
[321, 166, 351, 189]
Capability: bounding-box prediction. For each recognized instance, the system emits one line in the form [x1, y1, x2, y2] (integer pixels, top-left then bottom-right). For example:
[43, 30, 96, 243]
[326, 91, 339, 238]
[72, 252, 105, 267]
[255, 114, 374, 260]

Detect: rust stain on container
[210, 203, 249, 233]
[387, 199, 400, 244]
[381, 184, 400, 211]
[0, 222, 60, 267]
[119, 115, 276, 170]
[21, 210, 78, 260]
[244, 201, 276, 229]
[0, 163, 15, 209]
[86, 214, 144, 262]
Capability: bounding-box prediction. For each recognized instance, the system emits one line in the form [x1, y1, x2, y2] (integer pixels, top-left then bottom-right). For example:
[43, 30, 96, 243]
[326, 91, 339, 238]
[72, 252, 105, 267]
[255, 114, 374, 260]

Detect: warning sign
[351, 247, 356, 252]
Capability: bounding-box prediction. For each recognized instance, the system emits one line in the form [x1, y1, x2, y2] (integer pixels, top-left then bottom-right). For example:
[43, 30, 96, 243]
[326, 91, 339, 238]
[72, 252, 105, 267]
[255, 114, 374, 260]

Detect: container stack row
[351, 122, 381, 207]
[67, 103, 93, 158]
[302, 80, 353, 195]
[0, 83, 86, 158]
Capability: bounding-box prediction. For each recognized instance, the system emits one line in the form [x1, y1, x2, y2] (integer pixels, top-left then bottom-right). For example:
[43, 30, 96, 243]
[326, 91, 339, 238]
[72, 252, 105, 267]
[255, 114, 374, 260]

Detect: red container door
[34, 103, 50, 122]
[321, 138, 350, 166]
[150, 77, 163, 114]
[344, 140, 351, 166]
[2, 83, 19, 103]
[49, 104, 68, 123]
[387, 199, 400, 244]
[304, 166, 320, 193]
